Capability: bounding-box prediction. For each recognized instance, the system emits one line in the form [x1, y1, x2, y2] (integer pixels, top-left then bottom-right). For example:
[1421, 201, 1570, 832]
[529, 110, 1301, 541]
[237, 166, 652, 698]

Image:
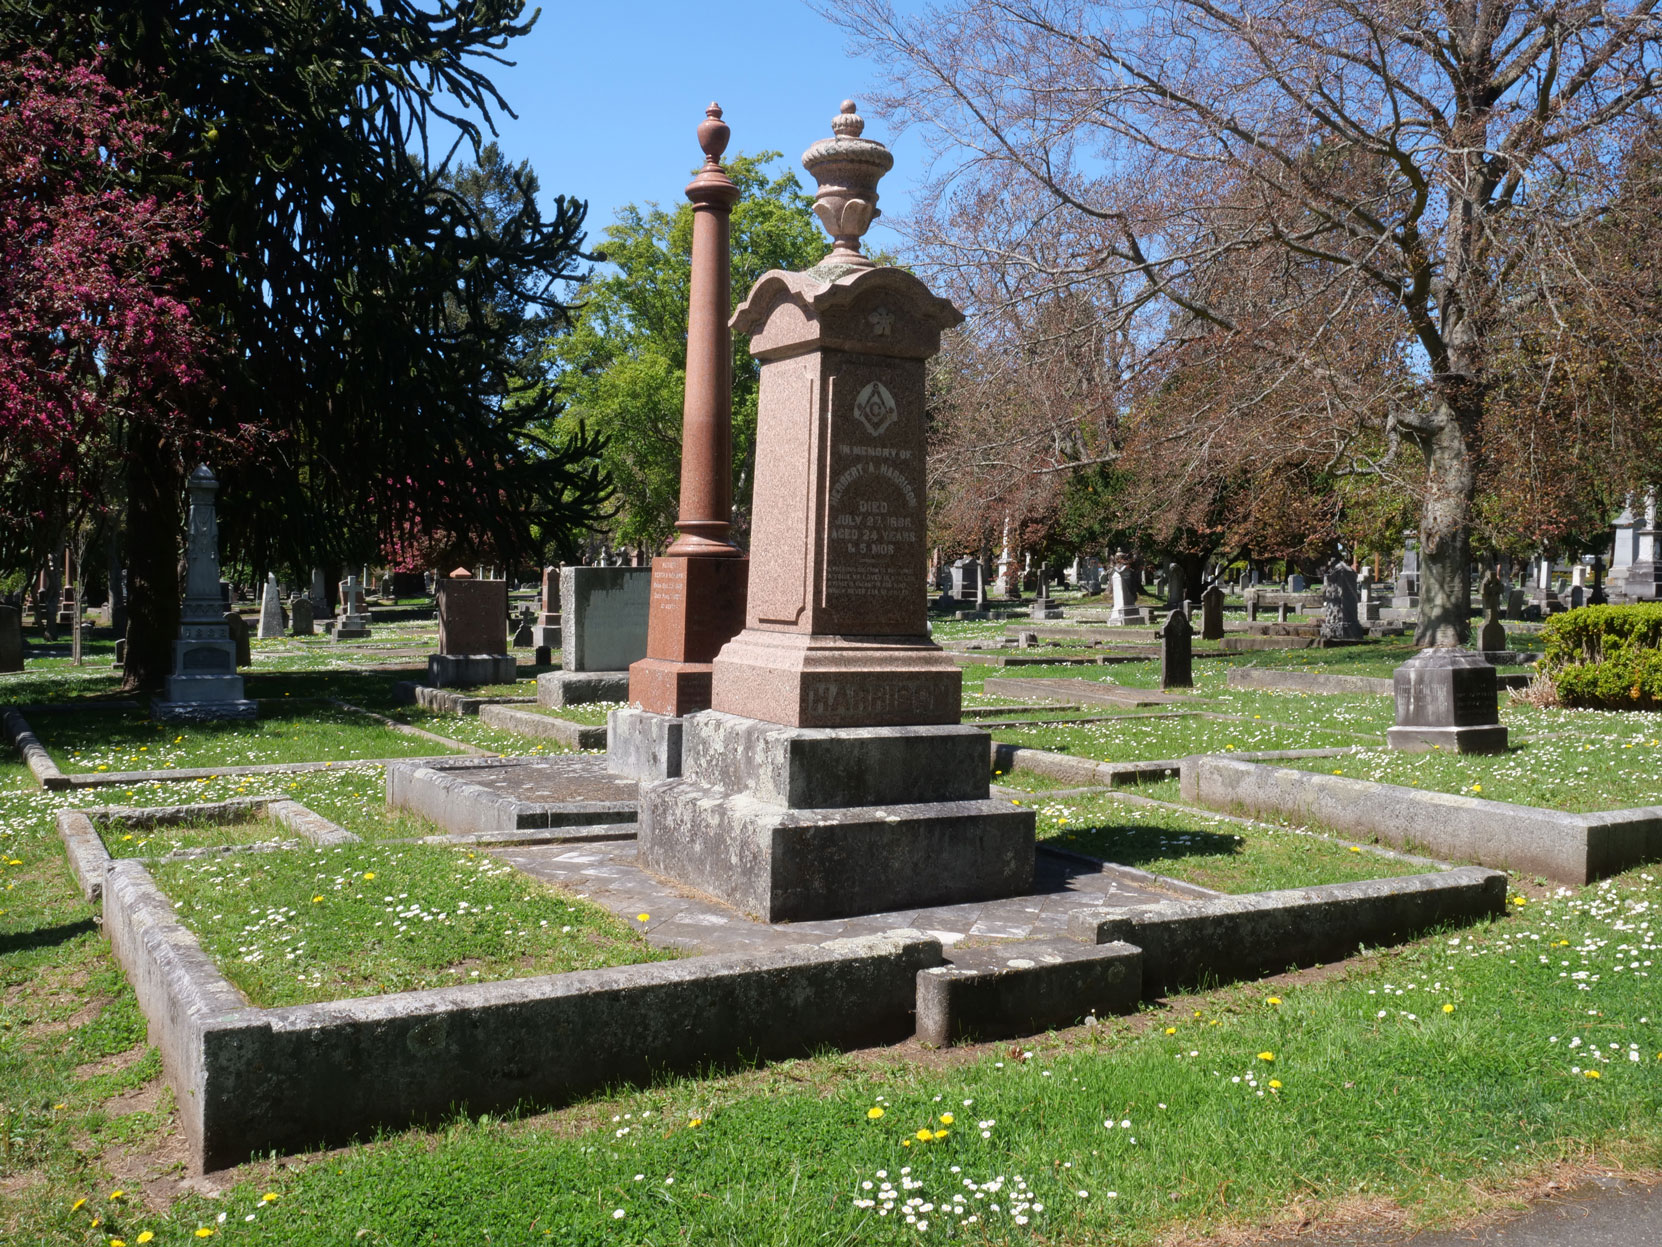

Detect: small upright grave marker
[1159, 607, 1192, 690]
[257, 573, 285, 640]
[1199, 583, 1225, 640]
[430, 569, 514, 687]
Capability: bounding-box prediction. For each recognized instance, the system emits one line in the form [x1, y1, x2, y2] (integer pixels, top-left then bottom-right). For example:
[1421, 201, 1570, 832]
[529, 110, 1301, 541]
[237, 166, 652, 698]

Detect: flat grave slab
[983, 675, 1197, 708]
[386, 755, 638, 836]
[492, 838, 1201, 957]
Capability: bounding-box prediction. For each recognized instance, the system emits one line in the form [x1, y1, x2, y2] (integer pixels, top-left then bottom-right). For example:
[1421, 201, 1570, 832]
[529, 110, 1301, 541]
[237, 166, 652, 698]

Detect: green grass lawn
[1283, 727, 1662, 813]
[992, 714, 1364, 761]
[151, 842, 675, 1008]
[1028, 791, 1427, 892]
[518, 701, 621, 727]
[33, 705, 467, 773]
[101, 816, 290, 859]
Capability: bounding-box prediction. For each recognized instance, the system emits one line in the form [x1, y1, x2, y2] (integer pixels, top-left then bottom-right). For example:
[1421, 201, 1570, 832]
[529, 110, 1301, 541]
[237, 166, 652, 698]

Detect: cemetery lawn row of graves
[2, 626, 1660, 1244]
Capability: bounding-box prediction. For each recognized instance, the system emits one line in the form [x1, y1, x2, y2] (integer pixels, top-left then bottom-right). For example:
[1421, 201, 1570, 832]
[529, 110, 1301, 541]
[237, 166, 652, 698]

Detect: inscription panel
[817, 361, 927, 636]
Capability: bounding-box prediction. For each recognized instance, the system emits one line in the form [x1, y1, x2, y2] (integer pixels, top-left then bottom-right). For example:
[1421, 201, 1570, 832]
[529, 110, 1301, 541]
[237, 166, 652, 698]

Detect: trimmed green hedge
[1540, 604, 1662, 709]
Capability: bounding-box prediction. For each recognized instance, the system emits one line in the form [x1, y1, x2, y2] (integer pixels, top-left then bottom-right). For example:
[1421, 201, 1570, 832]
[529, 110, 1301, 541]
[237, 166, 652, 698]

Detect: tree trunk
[122, 433, 182, 692]
[1412, 384, 1479, 648]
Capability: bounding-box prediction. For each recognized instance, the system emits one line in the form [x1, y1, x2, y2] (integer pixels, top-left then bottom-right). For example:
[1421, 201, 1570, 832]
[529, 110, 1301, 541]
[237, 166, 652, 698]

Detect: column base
[1386, 724, 1509, 754]
[711, 629, 962, 728]
[626, 657, 712, 717]
[606, 706, 684, 781]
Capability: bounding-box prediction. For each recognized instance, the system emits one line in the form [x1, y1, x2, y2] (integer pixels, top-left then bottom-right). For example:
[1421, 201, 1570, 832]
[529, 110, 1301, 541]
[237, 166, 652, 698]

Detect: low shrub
[1540, 604, 1662, 709]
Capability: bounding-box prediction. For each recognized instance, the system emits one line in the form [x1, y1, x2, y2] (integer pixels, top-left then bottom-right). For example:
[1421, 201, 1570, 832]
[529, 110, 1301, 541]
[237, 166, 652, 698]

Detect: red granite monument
[627, 104, 750, 717]
[638, 102, 1033, 921]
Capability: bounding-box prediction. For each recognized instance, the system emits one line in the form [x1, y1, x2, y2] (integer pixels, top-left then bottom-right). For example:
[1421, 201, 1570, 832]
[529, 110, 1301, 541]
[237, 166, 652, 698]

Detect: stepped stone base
[607, 707, 684, 781]
[427, 654, 516, 688]
[638, 711, 1034, 922]
[537, 670, 630, 707]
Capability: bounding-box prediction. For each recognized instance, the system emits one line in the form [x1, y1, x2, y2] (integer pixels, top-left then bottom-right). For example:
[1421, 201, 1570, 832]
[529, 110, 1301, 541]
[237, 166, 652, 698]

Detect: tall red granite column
[628, 104, 750, 715]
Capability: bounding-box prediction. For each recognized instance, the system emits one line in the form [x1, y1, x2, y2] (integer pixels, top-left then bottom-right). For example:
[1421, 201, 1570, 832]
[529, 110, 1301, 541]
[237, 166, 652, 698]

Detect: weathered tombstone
[113, 637, 126, 668]
[289, 595, 314, 636]
[309, 567, 328, 613]
[1589, 555, 1609, 607]
[1387, 649, 1508, 753]
[949, 557, 980, 603]
[1319, 564, 1365, 641]
[1159, 607, 1192, 690]
[1478, 572, 1507, 652]
[430, 570, 514, 687]
[1017, 630, 1039, 649]
[1276, 600, 1290, 623]
[1625, 491, 1661, 600]
[257, 573, 285, 639]
[531, 566, 562, 650]
[152, 466, 257, 721]
[1199, 583, 1225, 641]
[1244, 590, 1259, 623]
[637, 99, 1033, 922]
[512, 605, 536, 648]
[1395, 532, 1420, 597]
[1108, 563, 1140, 624]
[536, 565, 650, 705]
[1165, 561, 1187, 608]
[1570, 585, 1585, 609]
[224, 610, 251, 667]
[329, 576, 372, 640]
[1506, 586, 1527, 620]
[0, 604, 22, 672]
[1288, 572, 1307, 594]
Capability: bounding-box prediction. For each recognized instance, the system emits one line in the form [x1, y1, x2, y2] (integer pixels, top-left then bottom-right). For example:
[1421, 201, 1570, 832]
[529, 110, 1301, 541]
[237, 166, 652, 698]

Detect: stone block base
[1386, 724, 1509, 754]
[530, 624, 562, 649]
[427, 653, 516, 688]
[639, 786, 1035, 922]
[328, 624, 370, 641]
[606, 707, 684, 781]
[627, 657, 712, 718]
[915, 940, 1141, 1045]
[151, 697, 259, 723]
[638, 711, 1035, 922]
[536, 670, 629, 707]
[1030, 606, 1064, 621]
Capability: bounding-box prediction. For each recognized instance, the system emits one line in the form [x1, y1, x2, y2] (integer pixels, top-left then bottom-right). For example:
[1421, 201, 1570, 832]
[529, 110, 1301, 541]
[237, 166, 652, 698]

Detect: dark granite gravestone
[1386, 648, 1508, 753]
[289, 596, 315, 637]
[1319, 564, 1365, 641]
[224, 610, 251, 667]
[1159, 607, 1193, 690]
[430, 574, 514, 687]
[1478, 572, 1507, 653]
[0, 604, 22, 672]
[1199, 584, 1226, 641]
[1588, 555, 1609, 607]
[512, 606, 536, 648]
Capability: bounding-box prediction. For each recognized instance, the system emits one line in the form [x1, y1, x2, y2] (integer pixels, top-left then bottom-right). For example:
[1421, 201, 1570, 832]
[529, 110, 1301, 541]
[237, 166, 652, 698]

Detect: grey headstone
[289, 596, 314, 636]
[1386, 648, 1508, 753]
[258, 573, 285, 639]
[560, 565, 650, 672]
[1200, 584, 1226, 641]
[1319, 564, 1365, 641]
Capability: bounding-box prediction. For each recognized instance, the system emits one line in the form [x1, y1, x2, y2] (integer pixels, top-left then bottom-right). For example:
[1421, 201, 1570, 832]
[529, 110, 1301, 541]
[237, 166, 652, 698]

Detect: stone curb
[57, 809, 112, 902]
[266, 799, 359, 846]
[325, 698, 493, 756]
[98, 856, 942, 1172]
[391, 681, 535, 716]
[916, 939, 1142, 1045]
[413, 825, 638, 848]
[1182, 755, 1662, 885]
[386, 758, 636, 836]
[57, 755, 470, 790]
[990, 741, 1182, 788]
[478, 703, 606, 749]
[1228, 666, 1394, 695]
[3, 708, 69, 789]
[1073, 866, 1508, 993]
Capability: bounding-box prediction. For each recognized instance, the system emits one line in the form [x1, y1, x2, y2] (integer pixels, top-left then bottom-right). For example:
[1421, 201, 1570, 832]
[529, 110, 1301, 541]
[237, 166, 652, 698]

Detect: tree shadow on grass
[0, 918, 97, 958]
[1040, 820, 1242, 871]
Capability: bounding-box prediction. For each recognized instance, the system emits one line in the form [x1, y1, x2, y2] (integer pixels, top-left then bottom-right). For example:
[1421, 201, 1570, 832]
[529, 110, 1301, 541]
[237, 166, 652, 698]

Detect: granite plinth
[1388, 647, 1507, 755]
[427, 653, 516, 688]
[710, 629, 961, 728]
[637, 711, 1034, 922]
[606, 707, 684, 781]
[537, 670, 630, 707]
[530, 623, 561, 650]
[631, 554, 749, 716]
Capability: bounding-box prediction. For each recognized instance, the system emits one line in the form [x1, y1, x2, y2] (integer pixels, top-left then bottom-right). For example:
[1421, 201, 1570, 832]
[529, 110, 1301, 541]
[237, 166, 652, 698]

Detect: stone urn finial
[697, 102, 729, 167]
[802, 99, 894, 268]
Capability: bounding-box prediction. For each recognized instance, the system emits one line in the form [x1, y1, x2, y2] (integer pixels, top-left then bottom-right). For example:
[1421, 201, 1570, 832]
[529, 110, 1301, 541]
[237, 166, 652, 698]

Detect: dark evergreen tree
[0, 1, 609, 687]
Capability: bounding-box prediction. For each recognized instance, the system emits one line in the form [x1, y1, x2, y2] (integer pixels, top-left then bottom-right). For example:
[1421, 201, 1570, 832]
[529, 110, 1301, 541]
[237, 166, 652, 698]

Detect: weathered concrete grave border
[1183, 754, 1662, 885]
[101, 853, 940, 1172]
[386, 755, 637, 836]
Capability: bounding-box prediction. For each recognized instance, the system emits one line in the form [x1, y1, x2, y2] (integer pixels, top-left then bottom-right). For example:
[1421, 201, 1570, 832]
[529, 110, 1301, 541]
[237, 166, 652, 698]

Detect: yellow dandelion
[312, 895, 324, 903]
[1442, 1003, 1455, 1014]
[1266, 997, 1282, 1006]
[637, 913, 650, 922]
[866, 1107, 884, 1120]
[109, 1191, 124, 1201]
[1164, 1026, 1176, 1035]
[1584, 1069, 1602, 1079]
[72, 1199, 88, 1212]
[195, 1230, 216, 1239]
[1258, 1051, 1275, 1062]
[137, 1235, 154, 1245]
[939, 1113, 954, 1125]
[261, 1193, 278, 1204]
[362, 871, 375, 880]
[1268, 1079, 1282, 1089]
[916, 1128, 933, 1141]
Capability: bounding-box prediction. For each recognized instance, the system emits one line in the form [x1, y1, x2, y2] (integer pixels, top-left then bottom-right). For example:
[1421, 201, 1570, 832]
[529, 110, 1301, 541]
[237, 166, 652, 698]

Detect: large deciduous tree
[544, 151, 826, 553]
[2, 2, 608, 688]
[832, 0, 1662, 644]
[0, 52, 211, 577]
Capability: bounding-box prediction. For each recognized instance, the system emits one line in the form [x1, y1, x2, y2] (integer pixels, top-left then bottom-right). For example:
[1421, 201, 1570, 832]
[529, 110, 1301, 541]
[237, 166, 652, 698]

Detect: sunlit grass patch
[151, 843, 676, 1008]
[1030, 792, 1422, 892]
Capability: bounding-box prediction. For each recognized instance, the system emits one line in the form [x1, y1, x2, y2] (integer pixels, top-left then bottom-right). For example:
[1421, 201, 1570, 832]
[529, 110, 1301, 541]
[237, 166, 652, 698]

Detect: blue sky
[455, 0, 926, 255]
